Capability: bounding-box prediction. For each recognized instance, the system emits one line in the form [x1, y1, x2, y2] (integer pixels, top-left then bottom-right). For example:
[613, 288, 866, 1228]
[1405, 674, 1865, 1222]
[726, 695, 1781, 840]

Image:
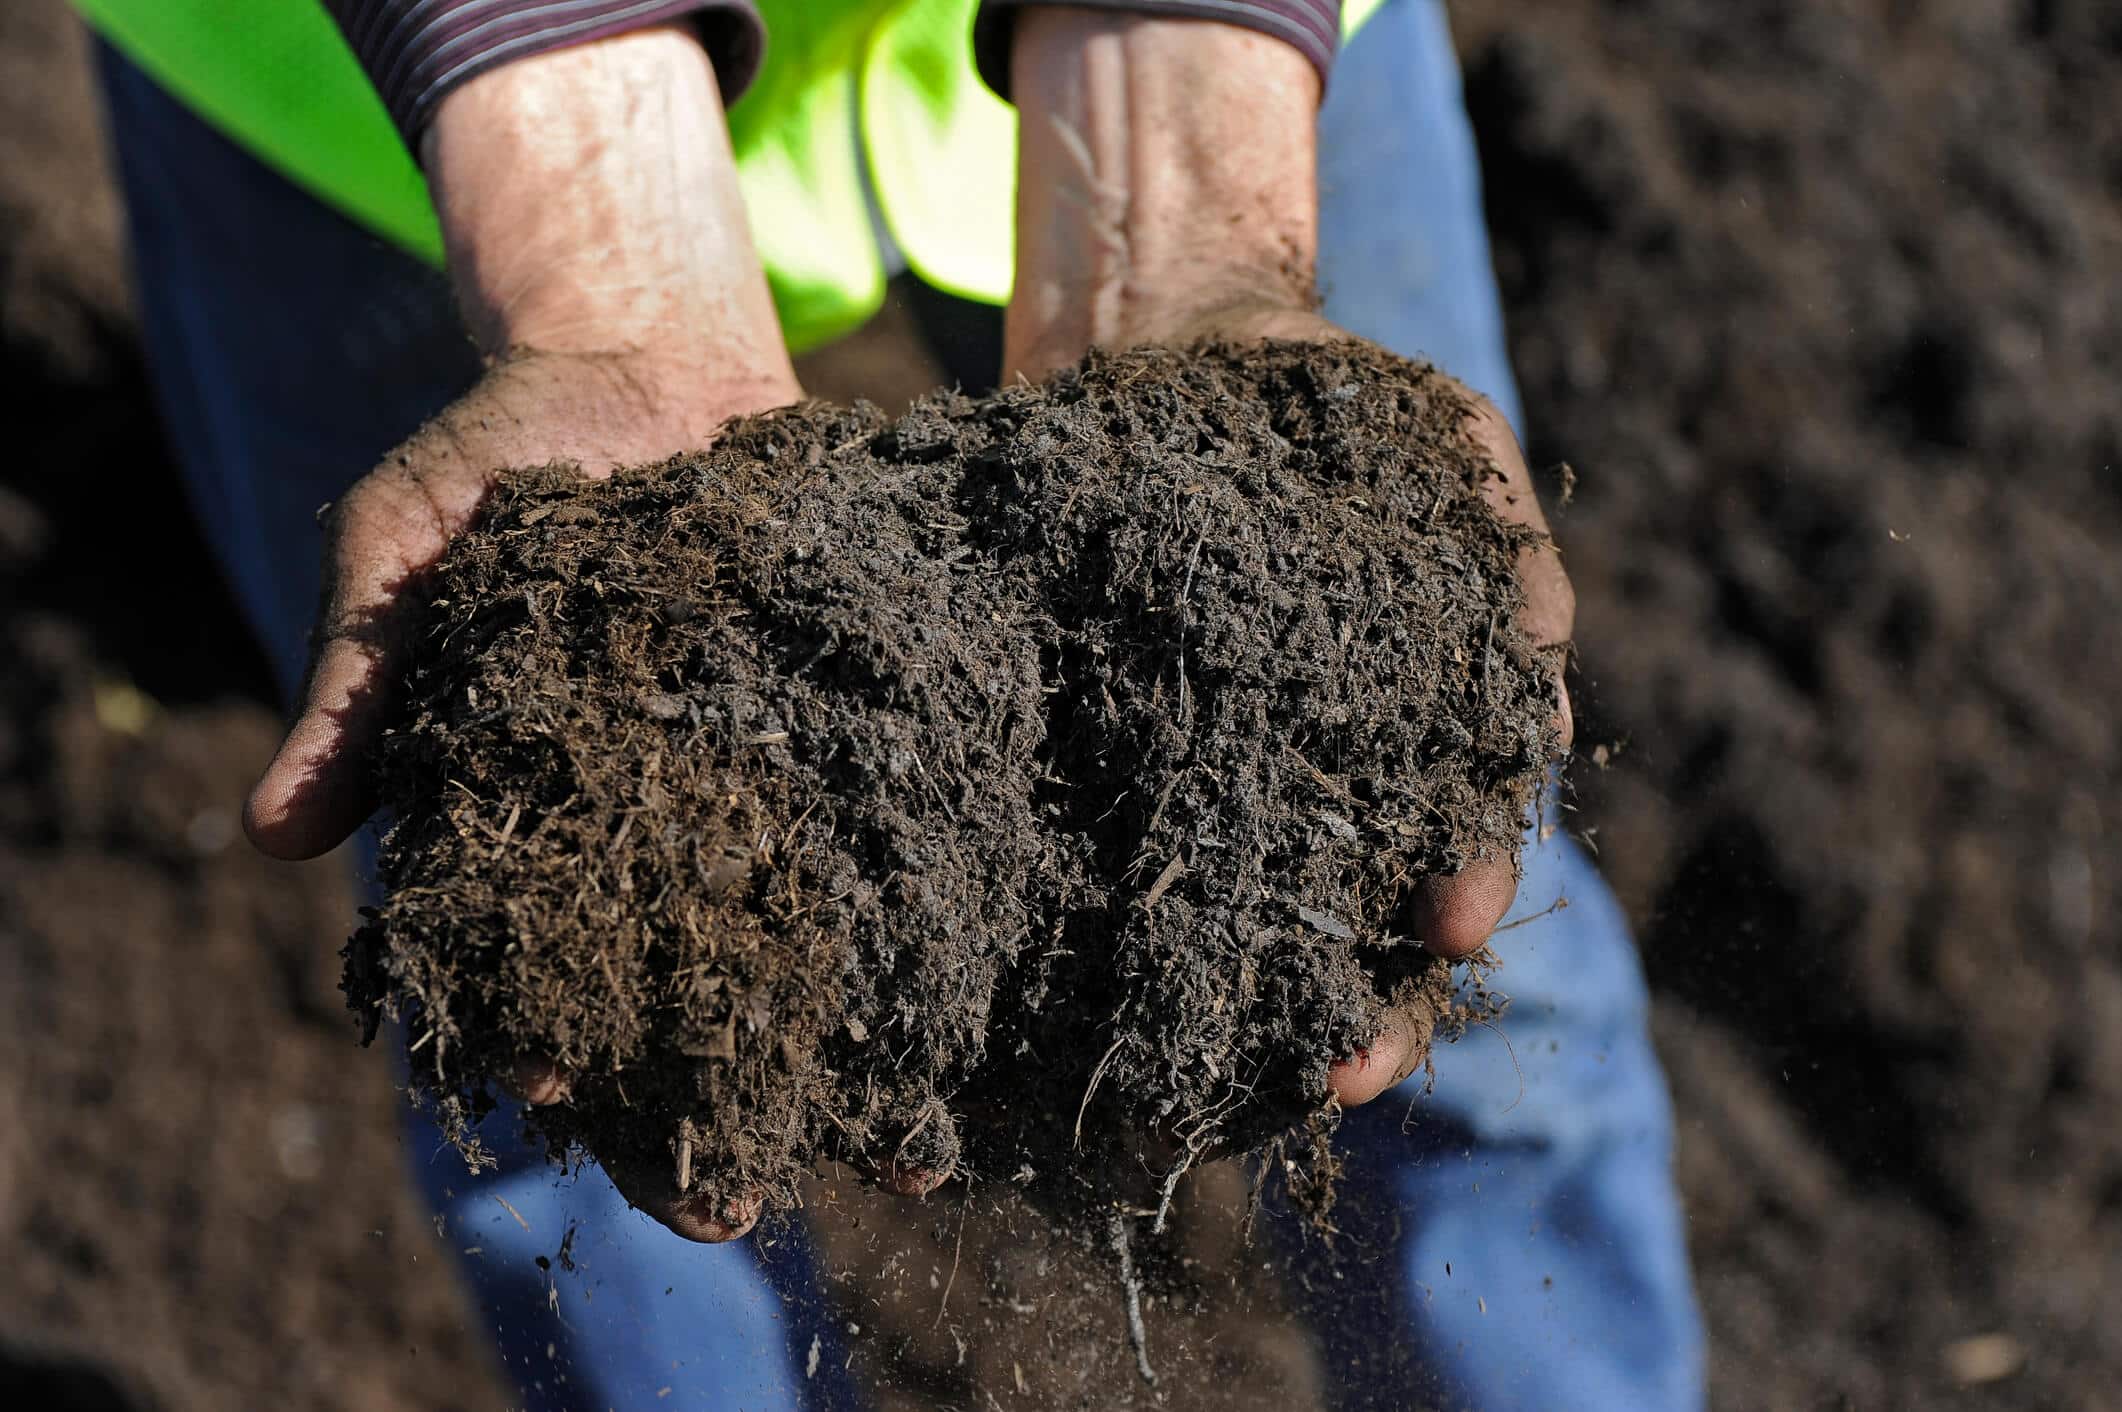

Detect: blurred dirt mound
[0, 0, 128, 381]
[802, 1159, 1328, 1409]
[1456, 0, 2122, 1404]
[0, 4, 503, 1400]
[0, 598, 505, 1410]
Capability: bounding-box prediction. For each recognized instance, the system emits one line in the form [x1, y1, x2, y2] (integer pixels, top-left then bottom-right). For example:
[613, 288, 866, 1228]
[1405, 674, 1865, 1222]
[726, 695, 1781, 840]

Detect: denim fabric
[99, 2, 1702, 1404]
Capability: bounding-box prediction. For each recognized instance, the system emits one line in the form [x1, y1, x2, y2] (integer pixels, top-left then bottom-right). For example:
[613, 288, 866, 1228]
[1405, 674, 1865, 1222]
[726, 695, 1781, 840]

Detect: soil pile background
[1452, 0, 2122, 1404]
[2, 0, 2118, 1406]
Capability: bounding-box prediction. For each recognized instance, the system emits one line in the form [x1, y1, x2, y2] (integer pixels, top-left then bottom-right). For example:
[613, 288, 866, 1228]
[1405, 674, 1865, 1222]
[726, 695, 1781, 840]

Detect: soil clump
[354, 341, 1562, 1225]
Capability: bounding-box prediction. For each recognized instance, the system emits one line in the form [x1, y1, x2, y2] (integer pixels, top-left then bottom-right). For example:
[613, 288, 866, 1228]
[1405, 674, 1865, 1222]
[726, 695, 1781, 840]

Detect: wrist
[1004, 10, 1320, 380]
[423, 26, 792, 383]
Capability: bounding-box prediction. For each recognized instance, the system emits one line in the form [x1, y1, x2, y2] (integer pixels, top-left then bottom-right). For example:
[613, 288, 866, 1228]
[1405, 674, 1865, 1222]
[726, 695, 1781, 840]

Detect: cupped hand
[1003, 17, 1572, 1114]
[243, 348, 807, 1242]
[242, 347, 798, 862]
[1012, 296, 1574, 1110]
[247, 25, 957, 1242]
[1138, 302, 1575, 1108]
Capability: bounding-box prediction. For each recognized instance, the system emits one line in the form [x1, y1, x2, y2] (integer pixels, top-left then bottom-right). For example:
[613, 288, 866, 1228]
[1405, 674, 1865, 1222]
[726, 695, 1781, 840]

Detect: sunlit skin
[247, 13, 1572, 1243]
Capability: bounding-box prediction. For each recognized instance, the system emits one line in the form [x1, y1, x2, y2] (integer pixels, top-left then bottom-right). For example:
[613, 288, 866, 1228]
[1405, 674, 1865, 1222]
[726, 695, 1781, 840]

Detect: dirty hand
[1007, 9, 1575, 1107]
[242, 350, 793, 861]
[241, 29, 804, 1240]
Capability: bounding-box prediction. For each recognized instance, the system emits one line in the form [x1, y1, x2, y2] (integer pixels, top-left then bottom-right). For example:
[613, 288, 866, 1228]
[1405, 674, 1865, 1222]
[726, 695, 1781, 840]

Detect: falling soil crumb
[352, 341, 1563, 1231]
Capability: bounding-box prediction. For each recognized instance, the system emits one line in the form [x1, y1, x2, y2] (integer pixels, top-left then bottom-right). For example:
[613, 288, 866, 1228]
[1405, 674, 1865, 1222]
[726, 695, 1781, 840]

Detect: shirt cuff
[325, 1, 767, 156]
[973, 0, 1340, 100]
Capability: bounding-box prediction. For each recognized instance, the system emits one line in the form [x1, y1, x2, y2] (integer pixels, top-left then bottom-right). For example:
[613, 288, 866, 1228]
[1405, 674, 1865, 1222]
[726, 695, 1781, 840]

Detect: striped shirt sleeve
[973, 0, 1342, 97]
[323, 0, 767, 153]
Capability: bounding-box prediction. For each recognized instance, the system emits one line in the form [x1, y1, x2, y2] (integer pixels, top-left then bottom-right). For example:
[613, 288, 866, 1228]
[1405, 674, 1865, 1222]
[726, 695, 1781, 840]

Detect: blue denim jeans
[100, 3, 1702, 1405]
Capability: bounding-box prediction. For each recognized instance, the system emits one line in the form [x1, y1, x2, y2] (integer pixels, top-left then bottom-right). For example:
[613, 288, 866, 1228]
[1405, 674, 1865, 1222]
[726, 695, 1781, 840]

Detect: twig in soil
[1108, 1213, 1158, 1386]
[1140, 852, 1187, 913]
[1488, 895, 1569, 935]
[1240, 1145, 1276, 1248]
[893, 1099, 941, 1170]
[1074, 1033, 1127, 1149]
[1152, 1085, 1247, 1233]
[933, 1178, 972, 1327]
[1151, 1152, 1194, 1237]
[676, 1119, 694, 1192]
[1472, 1014, 1526, 1115]
[1176, 528, 1207, 726]
[1480, 610, 1498, 703]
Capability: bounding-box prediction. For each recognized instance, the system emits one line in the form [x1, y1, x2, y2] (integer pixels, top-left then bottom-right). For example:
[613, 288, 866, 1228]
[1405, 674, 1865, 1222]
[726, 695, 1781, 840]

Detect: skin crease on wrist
[422, 24, 795, 404]
[1005, 10, 1323, 383]
[245, 26, 801, 867]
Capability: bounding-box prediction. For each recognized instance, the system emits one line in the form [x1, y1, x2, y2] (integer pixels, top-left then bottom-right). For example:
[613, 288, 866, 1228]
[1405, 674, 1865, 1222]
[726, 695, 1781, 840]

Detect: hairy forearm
[421, 25, 791, 395]
[1005, 10, 1322, 380]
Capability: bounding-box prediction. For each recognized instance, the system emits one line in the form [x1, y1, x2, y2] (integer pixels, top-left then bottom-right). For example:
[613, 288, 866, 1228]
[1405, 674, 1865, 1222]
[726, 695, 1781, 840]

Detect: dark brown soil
[802, 1159, 1331, 1409]
[359, 342, 1558, 1226]
[0, 12, 503, 1405]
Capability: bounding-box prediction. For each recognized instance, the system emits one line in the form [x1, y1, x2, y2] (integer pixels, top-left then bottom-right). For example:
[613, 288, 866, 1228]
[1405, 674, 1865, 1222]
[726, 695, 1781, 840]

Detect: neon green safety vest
[73, 0, 1383, 352]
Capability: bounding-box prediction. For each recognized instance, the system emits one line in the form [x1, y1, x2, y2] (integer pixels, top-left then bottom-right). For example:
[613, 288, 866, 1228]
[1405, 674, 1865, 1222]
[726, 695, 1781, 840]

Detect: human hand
[1005, 10, 1574, 1108]
[247, 23, 799, 858]
[241, 28, 814, 1241]
[241, 349, 796, 862]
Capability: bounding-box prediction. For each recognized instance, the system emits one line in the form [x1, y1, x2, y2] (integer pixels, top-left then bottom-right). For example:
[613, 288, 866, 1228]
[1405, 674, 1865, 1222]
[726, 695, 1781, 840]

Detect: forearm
[422, 26, 791, 396]
[1005, 10, 1322, 380]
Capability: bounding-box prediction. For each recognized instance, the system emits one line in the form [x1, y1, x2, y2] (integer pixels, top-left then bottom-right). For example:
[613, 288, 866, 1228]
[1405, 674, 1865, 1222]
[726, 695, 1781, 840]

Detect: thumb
[244, 470, 450, 860]
[244, 632, 394, 860]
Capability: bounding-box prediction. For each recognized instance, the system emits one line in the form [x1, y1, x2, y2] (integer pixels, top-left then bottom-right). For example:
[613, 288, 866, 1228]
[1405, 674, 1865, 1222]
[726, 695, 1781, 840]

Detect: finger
[1326, 1003, 1436, 1107]
[244, 634, 391, 858]
[1461, 395, 1576, 650]
[1326, 1024, 1413, 1107]
[1402, 856, 1518, 959]
[644, 1189, 763, 1244]
[877, 1162, 950, 1197]
[1460, 394, 1553, 538]
[605, 1158, 763, 1243]
[867, 1106, 959, 1196]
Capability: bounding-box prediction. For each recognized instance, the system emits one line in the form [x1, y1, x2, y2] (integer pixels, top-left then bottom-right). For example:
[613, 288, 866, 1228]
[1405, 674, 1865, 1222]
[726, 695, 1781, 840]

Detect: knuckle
[331, 470, 425, 542]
